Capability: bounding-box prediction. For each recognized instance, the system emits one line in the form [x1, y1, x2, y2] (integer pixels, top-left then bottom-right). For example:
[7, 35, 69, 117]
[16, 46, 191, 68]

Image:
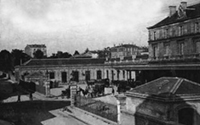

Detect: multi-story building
[148, 2, 200, 60]
[109, 44, 143, 61]
[111, 1, 200, 84]
[25, 44, 47, 58]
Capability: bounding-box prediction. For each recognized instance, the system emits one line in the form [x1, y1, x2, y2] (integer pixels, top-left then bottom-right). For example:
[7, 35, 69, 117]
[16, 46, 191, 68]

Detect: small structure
[122, 77, 200, 125]
[25, 72, 48, 95]
[25, 44, 47, 57]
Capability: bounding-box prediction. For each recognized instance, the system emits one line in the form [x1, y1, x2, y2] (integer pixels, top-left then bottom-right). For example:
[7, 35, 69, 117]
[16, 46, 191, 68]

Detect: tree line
[0, 49, 79, 73]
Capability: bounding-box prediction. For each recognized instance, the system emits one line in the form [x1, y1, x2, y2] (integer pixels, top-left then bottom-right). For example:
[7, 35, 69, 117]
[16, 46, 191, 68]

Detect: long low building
[15, 58, 136, 84]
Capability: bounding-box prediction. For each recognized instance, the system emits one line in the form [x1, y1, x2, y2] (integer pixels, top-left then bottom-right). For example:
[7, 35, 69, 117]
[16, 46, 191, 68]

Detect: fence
[75, 95, 118, 122]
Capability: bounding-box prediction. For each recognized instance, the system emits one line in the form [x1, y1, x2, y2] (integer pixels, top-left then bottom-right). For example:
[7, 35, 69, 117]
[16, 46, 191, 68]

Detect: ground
[0, 83, 119, 125]
[0, 83, 89, 125]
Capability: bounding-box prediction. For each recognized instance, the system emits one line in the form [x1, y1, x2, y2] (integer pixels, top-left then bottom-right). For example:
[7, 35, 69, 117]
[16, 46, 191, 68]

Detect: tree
[73, 50, 80, 56]
[84, 48, 89, 54]
[11, 49, 31, 66]
[62, 52, 72, 58]
[0, 50, 13, 72]
[33, 49, 45, 59]
[49, 51, 72, 58]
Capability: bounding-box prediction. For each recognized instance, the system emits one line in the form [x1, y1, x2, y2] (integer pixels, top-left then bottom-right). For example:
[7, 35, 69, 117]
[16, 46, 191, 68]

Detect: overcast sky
[0, 0, 199, 55]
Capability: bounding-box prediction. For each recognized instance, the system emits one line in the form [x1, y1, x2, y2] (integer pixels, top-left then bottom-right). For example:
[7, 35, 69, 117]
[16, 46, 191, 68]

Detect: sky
[0, 0, 199, 55]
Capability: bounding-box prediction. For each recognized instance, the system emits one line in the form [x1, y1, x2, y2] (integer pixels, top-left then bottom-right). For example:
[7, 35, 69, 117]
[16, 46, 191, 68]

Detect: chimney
[180, 2, 187, 10]
[169, 6, 176, 17]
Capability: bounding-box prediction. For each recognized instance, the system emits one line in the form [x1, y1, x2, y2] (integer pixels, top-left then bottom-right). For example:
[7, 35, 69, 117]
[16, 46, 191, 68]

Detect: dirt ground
[0, 100, 70, 125]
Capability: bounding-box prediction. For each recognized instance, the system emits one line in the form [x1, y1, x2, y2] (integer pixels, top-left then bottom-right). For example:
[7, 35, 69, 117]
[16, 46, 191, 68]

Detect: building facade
[148, 2, 200, 60]
[25, 44, 47, 58]
[109, 44, 143, 61]
[111, 2, 200, 84]
[15, 58, 136, 85]
[122, 77, 200, 125]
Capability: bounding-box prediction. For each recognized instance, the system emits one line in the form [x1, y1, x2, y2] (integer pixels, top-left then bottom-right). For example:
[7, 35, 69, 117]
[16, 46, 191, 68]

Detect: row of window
[152, 38, 200, 58]
[112, 47, 138, 52]
[48, 70, 103, 82]
[48, 70, 133, 82]
[149, 21, 200, 41]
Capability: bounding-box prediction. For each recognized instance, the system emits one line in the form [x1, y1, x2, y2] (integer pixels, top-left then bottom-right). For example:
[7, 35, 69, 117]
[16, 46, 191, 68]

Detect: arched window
[178, 108, 194, 125]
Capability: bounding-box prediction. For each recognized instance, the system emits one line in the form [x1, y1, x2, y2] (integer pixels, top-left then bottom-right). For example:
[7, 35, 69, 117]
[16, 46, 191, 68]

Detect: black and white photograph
[0, 0, 200, 125]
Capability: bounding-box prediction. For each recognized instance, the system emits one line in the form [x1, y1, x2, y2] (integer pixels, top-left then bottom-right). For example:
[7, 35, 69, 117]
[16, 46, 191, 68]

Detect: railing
[105, 59, 149, 64]
[149, 53, 200, 63]
[75, 95, 117, 122]
[105, 53, 200, 64]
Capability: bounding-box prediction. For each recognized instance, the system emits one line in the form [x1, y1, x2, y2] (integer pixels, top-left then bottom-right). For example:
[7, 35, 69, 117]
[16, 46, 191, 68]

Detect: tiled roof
[23, 58, 106, 66]
[127, 77, 200, 101]
[148, 2, 200, 29]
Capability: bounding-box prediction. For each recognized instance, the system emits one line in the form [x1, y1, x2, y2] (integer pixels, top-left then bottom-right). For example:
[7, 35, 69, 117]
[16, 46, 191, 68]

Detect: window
[119, 48, 124, 51]
[172, 27, 176, 37]
[72, 71, 79, 82]
[193, 38, 200, 53]
[49, 72, 55, 79]
[165, 28, 169, 38]
[153, 31, 156, 40]
[164, 42, 170, 56]
[178, 41, 184, 55]
[111, 70, 114, 81]
[152, 44, 158, 59]
[106, 70, 109, 79]
[85, 70, 90, 81]
[178, 108, 194, 125]
[117, 70, 120, 80]
[179, 26, 183, 36]
[61, 72, 67, 82]
[123, 70, 125, 79]
[149, 31, 152, 41]
[97, 70, 102, 80]
[195, 22, 199, 33]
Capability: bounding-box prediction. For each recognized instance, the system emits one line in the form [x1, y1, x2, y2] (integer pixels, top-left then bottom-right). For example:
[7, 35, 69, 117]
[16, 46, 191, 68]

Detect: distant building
[109, 44, 146, 61]
[72, 50, 99, 59]
[25, 44, 47, 57]
[15, 58, 136, 85]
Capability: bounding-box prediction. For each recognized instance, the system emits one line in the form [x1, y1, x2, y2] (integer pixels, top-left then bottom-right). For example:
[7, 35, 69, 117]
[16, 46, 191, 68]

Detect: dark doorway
[178, 108, 194, 125]
[106, 70, 109, 79]
[73, 71, 79, 82]
[97, 70, 102, 80]
[85, 70, 90, 81]
[61, 72, 67, 83]
[117, 70, 120, 80]
[111, 70, 114, 81]
[49, 72, 55, 79]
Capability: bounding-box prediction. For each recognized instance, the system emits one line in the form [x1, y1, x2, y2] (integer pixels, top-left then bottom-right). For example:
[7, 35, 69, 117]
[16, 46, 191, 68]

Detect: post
[115, 98, 121, 124]
[45, 81, 50, 97]
[70, 84, 77, 106]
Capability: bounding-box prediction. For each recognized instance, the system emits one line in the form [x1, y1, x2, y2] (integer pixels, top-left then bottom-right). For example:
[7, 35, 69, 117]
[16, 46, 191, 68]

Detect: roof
[72, 51, 98, 58]
[148, 2, 200, 29]
[110, 44, 140, 50]
[26, 44, 46, 48]
[23, 58, 106, 66]
[126, 77, 200, 101]
[26, 72, 46, 78]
